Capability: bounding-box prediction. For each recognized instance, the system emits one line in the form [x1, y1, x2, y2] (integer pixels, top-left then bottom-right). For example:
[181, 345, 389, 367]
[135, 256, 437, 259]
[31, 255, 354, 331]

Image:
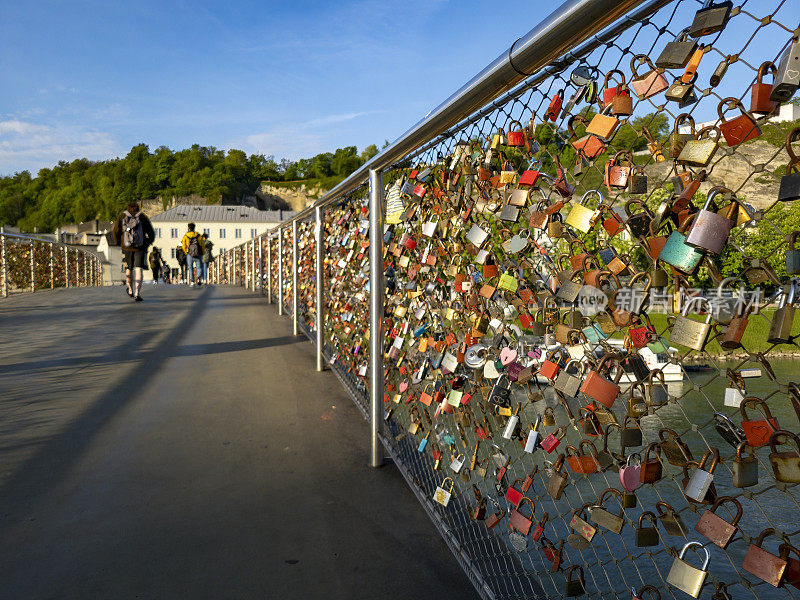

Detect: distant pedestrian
[176, 246, 187, 283]
[201, 233, 214, 284]
[112, 201, 155, 302]
[149, 247, 162, 284]
[181, 223, 205, 287]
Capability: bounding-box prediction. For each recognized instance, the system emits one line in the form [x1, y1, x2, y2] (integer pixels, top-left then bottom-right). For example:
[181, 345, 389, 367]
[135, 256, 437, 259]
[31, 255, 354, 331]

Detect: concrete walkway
[0, 285, 476, 599]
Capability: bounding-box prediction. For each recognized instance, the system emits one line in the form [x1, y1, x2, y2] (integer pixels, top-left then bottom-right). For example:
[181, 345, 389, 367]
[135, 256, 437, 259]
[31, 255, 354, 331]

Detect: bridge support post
[267, 235, 272, 304]
[292, 220, 299, 336]
[277, 229, 284, 316]
[315, 206, 325, 371]
[258, 237, 263, 295]
[368, 168, 384, 468]
[64, 247, 69, 287]
[50, 244, 55, 289]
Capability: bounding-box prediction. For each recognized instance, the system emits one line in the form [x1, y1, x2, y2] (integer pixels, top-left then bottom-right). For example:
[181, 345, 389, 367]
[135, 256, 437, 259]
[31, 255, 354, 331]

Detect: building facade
[150, 206, 296, 276]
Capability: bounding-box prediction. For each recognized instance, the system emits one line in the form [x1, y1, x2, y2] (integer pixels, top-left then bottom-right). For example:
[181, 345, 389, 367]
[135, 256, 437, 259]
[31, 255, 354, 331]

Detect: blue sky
[0, 0, 798, 176]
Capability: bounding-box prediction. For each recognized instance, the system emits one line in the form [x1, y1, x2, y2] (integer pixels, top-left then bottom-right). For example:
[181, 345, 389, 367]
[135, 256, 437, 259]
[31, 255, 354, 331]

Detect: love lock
[666, 541, 710, 598]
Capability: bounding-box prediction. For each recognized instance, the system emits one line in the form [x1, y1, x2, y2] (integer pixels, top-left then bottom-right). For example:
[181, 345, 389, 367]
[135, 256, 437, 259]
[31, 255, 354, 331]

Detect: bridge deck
[0, 285, 475, 599]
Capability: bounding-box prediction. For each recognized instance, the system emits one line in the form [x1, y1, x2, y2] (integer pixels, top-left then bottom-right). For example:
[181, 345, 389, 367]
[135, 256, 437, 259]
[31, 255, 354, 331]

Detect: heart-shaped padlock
[500, 346, 518, 366]
[398, 382, 409, 393]
[620, 453, 643, 492]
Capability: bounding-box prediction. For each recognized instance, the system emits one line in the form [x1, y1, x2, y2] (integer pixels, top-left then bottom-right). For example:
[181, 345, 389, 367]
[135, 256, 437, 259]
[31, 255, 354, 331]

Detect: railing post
[315, 206, 325, 371]
[267, 235, 272, 304]
[64, 247, 69, 287]
[368, 168, 384, 468]
[252, 239, 257, 292]
[292, 220, 299, 336]
[29, 240, 35, 292]
[50, 244, 55, 289]
[277, 228, 284, 316]
[1, 233, 7, 298]
[258, 237, 263, 295]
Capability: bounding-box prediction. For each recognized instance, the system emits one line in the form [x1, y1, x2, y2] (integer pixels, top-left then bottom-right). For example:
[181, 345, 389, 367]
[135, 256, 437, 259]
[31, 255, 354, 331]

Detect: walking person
[149, 247, 162, 284]
[176, 245, 187, 284]
[181, 223, 205, 287]
[201, 233, 214, 285]
[112, 201, 155, 302]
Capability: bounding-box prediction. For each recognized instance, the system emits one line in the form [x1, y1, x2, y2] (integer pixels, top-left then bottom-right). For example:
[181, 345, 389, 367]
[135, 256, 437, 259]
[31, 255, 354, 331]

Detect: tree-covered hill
[0, 143, 379, 232]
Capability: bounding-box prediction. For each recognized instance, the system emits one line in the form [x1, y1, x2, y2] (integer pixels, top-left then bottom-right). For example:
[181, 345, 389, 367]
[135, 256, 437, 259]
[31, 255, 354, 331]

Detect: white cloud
[0, 119, 120, 174]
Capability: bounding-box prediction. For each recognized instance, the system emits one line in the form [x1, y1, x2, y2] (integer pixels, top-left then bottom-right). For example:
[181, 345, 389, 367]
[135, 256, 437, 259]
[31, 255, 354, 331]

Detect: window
[156, 228, 162, 238]
[235, 228, 242, 239]
[219, 229, 226, 239]
[251, 228, 258, 239]
[203, 228, 210, 236]
[171, 248, 176, 258]
[171, 228, 178, 239]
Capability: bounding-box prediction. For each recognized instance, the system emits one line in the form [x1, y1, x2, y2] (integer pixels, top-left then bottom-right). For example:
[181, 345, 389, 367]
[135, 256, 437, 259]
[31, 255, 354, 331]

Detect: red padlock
[544, 89, 564, 121]
[579, 355, 623, 409]
[718, 97, 761, 147]
[540, 426, 567, 453]
[751, 61, 779, 116]
[506, 120, 525, 146]
[740, 397, 780, 448]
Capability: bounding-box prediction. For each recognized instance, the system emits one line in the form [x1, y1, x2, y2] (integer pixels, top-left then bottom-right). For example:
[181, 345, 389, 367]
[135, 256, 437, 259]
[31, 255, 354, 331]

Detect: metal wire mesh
[216, 1, 800, 598]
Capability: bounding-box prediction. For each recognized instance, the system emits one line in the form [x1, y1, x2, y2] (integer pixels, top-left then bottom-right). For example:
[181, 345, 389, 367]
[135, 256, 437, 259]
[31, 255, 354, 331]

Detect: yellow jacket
[181, 231, 205, 256]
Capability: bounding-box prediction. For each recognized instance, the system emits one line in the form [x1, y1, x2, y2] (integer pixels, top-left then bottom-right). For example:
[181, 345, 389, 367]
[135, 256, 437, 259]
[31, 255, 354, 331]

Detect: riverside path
[0, 285, 476, 599]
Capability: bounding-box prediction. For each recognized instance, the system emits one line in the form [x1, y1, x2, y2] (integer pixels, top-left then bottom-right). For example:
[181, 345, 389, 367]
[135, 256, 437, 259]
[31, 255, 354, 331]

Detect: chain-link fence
[0, 232, 103, 297]
[213, 1, 800, 598]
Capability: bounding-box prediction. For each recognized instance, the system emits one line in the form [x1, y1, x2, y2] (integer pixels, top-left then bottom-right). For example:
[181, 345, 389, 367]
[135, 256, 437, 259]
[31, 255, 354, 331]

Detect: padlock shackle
[708, 495, 743, 524]
[769, 429, 800, 453]
[739, 396, 775, 421]
[637, 510, 657, 528]
[678, 541, 710, 570]
[674, 113, 696, 135]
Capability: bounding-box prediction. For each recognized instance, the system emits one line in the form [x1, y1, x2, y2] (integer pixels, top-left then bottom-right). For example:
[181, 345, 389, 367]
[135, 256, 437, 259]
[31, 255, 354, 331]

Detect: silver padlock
[724, 384, 745, 408]
[685, 186, 736, 255]
[502, 404, 521, 439]
[666, 541, 710, 598]
[769, 35, 800, 103]
[684, 448, 719, 502]
[450, 453, 466, 473]
[465, 223, 490, 248]
[788, 231, 800, 275]
[525, 417, 542, 453]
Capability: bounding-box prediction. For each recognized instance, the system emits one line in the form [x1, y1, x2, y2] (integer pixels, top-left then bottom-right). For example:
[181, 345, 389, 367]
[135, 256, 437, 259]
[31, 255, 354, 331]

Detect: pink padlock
[500, 346, 518, 366]
[619, 453, 643, 492]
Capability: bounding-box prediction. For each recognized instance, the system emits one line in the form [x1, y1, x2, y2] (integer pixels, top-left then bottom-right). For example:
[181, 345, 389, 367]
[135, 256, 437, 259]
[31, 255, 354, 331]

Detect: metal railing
[211, 0, 800, 598]
[0, 230, 103, 297]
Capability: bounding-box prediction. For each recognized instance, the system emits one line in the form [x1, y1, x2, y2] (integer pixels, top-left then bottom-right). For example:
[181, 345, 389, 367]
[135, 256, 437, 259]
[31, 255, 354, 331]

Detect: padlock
[531, 512, 549, 541]
[632, 585, 661, 600]
[640, 442, 663, 484]
[682, 451, 719, 504]
[678, 125, 720, 167]
[780, 542, 800, 590]
[769, 35, 800, 103]
[433, 477, 454, 506]
[417, 430, 431, 452]
[767, 280, 797, 344]
[751, 61, 779, 115]
[505, 478, 524, 507]
[620, 416, 643, 448]
[717, 97, 761, 147]
[544, 89, 564, 121]
[579, 407, 602, 437]
[732, 441, 758, 487]
[695, 496, 742, 549]
[721, 303, 749, 350]
[508, 496, 535, 535]
[778, 127, 800, 202]
[542, 406, 556, 426]
[689, 0, 732, 37]
[547, 454, 568, 499]
[590, 488, 625, 534]
[541, 426, 567, 453]
[548, 213, 564, 238]
[502, 403, 522, 439]
[657, 501, 689, 536]
[629, 54, 668, 99]
[628, 164, 647, 194]
[666, 541, 710, 598]
[740, 397, 780, 448]
[664, 74, 696, 105]
[475, 458, 489, 478]
[569, 503, 597, 545]
[769, 429, 800, 483]
[554, 359, 585, 397]
[742, 528, 788, 587]
[670, 114, 695, 158]
[541, 536, 563, 572]
[659, 214, 704, 275]
[565, 189, 602, 234]
[604, 151, 632, 191]
[669, 297, 713, 351]
[787, 232, 800, 275]
[685, 186, 736, 255]
[580, 355, 622, 409]
[635, 511, 660, 547]
[506, 120, 525, 146]
[540, 348, 567, 381]
[488, 373, 512, 408]
[565, 566, 586, 597]
[484, 507, 504, 529]
[601, 68, 629, 106]
[450, 452, 466, 473]
[656, 28, 698, 69]
[566, 441, 601, 475]
[586, 104, 619, 139]
[723, 372, 745, 407]
[619, 453, 642, 492]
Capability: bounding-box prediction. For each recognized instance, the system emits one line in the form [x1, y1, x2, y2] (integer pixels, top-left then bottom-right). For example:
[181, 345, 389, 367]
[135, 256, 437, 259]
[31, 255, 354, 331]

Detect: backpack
[176, 248, 186, 265]
[122, 211, 145, 248]
[187, 234, 202, 258]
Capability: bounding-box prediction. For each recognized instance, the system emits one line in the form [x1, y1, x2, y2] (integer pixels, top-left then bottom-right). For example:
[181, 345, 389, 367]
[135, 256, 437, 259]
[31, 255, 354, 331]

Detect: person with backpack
[176, 246, 187, 283]
[181, 223, 205, 287]
[112, 201, 155, 301]
[148, 247, 162, 284]
[201, 233, 214, 285]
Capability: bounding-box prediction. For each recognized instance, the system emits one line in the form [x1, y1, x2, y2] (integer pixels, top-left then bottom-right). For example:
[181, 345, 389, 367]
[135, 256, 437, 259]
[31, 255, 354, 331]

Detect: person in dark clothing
[148, 247, 162, 284]
[176, 246, 187, 283]
[112, 201, 155, 301]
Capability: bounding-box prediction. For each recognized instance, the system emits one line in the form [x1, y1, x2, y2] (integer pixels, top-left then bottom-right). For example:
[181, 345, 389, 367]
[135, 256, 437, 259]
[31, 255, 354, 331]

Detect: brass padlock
[669, 297, 713, 351]
[635, 511, 659, 547]
[769, 429, 800, 483]
[732, 441, 758, 487]
[656, 501, 689, 536]
[565, 565, 586, 597]
[666, 541, 710, 598]
[767, 280, 797, 345]
[677, 126, 721, 167]
[590, 488, 625, 534]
